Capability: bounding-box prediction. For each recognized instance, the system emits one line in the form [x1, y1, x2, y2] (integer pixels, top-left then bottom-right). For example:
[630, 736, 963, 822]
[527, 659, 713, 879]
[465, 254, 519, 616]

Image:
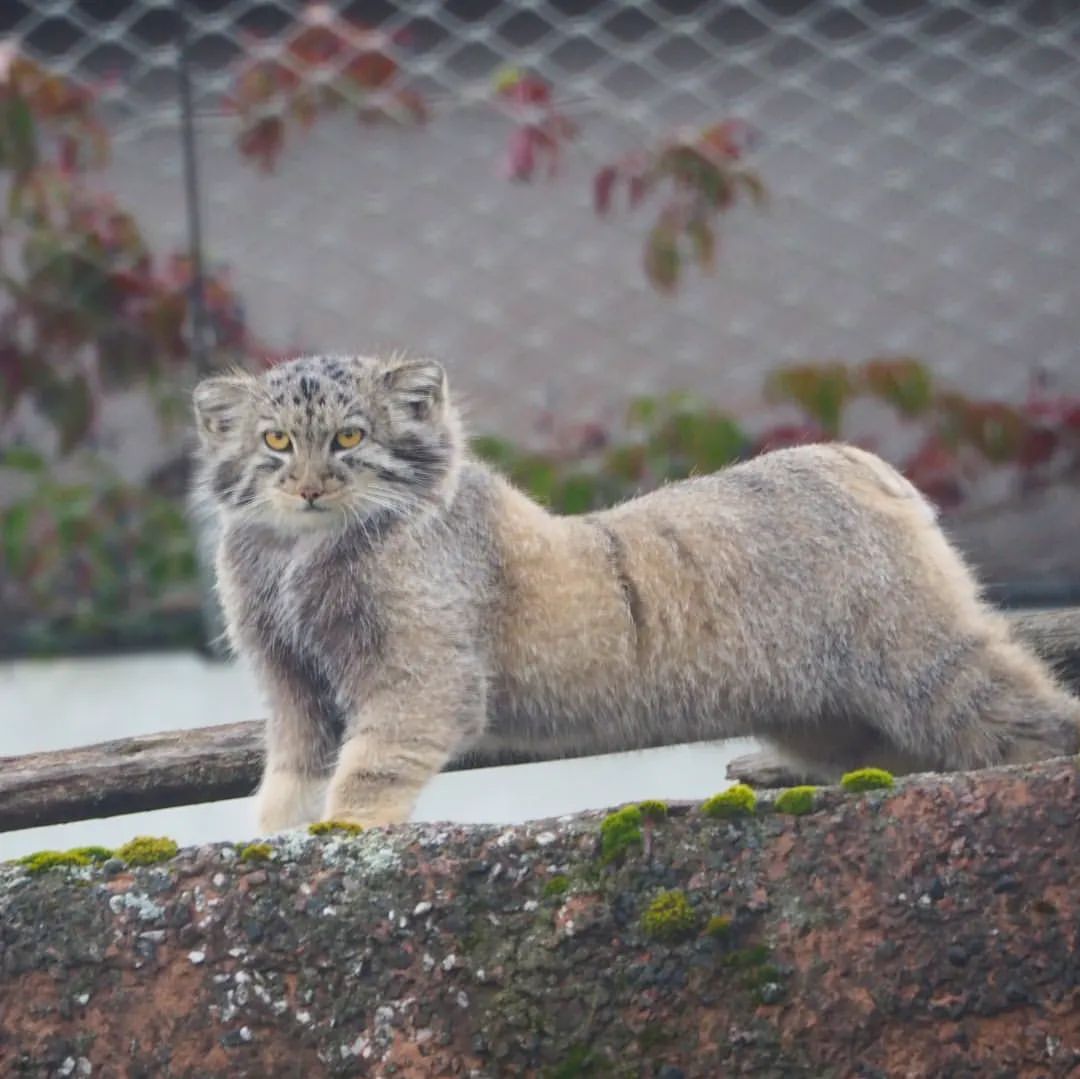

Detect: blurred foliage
[471, 357, 1080, 516]
[0, 46, 256, 453]
[0, 448, 200, 656]
[0, 44, 256, 654]
[4, 348, 1078, 656]
[2, 38, 1078, 657]
[593, 120, 767, 293]
[225, 4, 427, 173]
[492, 67, 578, 182]
[224, 5, 760, 293]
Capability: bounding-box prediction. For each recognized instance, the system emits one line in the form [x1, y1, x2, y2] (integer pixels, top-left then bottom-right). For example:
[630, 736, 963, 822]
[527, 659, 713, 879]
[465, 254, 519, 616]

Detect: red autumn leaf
[496, 72, 552, 108]
[575, 422, 609, 454]
[386, 88, 427, 125]
[903, 436, 965, 510]
[593, 166, 617, 215]
[699, 119, 754, 161]
[238, 115, 285, 172]
[627, 172, 650, 209]
[344, 49, 398, 92]
[58, 135, 78, 175]
[1017, 428, 1059, 469]
[0, 343, 28, 415]
[502, 127, 538, 182]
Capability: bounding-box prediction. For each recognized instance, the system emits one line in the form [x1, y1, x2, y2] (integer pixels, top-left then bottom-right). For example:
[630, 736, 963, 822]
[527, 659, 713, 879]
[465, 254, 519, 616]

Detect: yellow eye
[264, 431, 292, 452]
[333, 428, 365, 450]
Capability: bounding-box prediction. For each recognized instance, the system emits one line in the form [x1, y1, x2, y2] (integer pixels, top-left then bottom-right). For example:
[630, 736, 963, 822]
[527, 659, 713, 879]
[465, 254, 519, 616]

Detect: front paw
[320, 792, 413, 832]
[255, 771, 324, 833]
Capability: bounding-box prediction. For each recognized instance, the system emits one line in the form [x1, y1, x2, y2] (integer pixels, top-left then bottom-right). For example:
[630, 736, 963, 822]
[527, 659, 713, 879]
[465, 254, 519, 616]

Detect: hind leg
[728, 635, 1080, 788]
[872, 633, 1080, 774]
[953, 638, 1080, 766]
[726, 728, 930, 788]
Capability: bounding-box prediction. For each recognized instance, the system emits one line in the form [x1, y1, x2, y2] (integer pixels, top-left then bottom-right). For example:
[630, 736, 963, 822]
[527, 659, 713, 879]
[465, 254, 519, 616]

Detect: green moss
[637, 1021, 674, 1051]
[17, 849, 93, 874]
[701, 784, 757, 819]
[69, 845, 114, 863]
[599, 805, 642, 864]
[840, 767, 894, 792]
[705, 914, 733, 939]
[15, 842, 119, 874]
[641, 889, 697, 942]
[115, 836, 179, 866]
[547, 1044, 601, 1078]
[307, 820, 364, 837]
[719, 942, 785, 999]
[239, 842, 273, 862]
[722, 944, 771, 971]
[774, 786, 818, 815]
[746, 962, 784, 1002]
[636, 799, 668, 821]
[543, 874, 571, 898]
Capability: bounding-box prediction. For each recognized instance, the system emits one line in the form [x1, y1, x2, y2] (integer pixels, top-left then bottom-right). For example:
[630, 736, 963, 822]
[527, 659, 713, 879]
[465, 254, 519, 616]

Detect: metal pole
[174, 0, 228, 656]
[175, 0, 211, 375]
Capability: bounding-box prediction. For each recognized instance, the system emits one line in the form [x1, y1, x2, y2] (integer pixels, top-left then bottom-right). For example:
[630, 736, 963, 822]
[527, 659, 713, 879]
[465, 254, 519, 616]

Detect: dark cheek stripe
[212, 459, 241, 500]
[385, 432, 451, 486]
[235, 478, 259, 506]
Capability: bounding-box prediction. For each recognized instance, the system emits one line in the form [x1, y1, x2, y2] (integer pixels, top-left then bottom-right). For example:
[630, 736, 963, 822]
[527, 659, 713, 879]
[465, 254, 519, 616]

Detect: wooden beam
[0, 723, 263, 834]
[2, 607, 1079, 834]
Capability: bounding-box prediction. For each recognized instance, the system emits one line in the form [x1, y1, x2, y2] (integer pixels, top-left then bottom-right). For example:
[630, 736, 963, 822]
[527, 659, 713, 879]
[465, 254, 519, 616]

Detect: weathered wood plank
[0, 723, 263, 833]
[2, 607, 1078, 833]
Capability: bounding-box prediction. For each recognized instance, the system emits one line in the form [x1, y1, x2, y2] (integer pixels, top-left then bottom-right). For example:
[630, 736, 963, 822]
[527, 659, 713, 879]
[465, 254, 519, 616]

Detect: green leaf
[732, 168, 769, 208]
[509, 456, 558, 506]
[604, 444, 648, 482]
[652, 410, 746, 474]
[1, 502, 32, 574]
[554, 474, 598, 515]
[0, 446, 46, 473]
[644, 221, 680, 293]
[2, 95, 39, 177]
[689, 414, 747, 472]
[37, 376, 95, 455]
[686, 219, 716, 271]
[470, 435, 518, 469]
[861, 357, 934, 418]
[625, 396, 658, 429]
[765, 364, 852, 438]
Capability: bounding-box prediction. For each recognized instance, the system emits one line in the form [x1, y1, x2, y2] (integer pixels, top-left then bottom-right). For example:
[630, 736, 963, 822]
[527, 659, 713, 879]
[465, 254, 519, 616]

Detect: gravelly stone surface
[2, 760, 1080, 1078]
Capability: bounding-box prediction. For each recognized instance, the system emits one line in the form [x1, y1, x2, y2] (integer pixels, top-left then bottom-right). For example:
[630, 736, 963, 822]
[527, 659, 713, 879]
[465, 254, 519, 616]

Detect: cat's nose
[298, 487, 322, 505]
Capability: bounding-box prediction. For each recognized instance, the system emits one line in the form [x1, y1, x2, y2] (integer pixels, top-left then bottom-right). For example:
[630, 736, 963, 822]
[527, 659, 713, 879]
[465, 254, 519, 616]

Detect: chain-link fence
[3, 0, 1080, 654]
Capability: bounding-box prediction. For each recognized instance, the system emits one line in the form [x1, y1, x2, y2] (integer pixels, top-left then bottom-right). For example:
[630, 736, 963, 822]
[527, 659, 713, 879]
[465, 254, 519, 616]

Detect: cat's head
[192, 353, 462, 532]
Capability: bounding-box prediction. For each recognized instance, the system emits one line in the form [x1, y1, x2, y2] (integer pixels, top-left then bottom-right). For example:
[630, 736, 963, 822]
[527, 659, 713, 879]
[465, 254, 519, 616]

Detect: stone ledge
[2, 759, 1080, 1077]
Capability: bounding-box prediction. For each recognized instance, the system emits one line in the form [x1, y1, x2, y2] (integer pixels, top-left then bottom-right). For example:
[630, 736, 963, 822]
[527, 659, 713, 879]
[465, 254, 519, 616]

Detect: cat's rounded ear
[193, 373, 256, 444]
[381, 356, 447, 420]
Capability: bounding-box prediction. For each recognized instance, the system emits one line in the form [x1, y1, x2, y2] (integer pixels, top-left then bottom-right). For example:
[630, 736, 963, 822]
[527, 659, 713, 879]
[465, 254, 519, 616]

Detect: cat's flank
[192, 353, 1080, 831]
